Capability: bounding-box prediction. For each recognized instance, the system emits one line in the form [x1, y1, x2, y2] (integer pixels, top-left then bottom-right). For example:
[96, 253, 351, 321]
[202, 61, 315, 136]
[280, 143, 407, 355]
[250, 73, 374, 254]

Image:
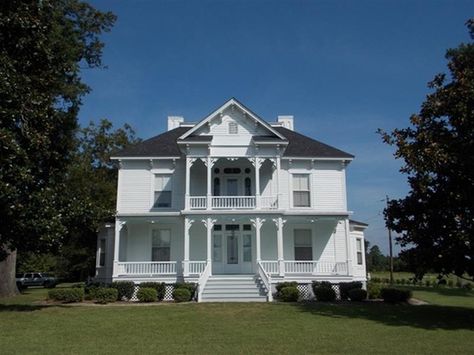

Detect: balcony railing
[188, 195, 278, 210]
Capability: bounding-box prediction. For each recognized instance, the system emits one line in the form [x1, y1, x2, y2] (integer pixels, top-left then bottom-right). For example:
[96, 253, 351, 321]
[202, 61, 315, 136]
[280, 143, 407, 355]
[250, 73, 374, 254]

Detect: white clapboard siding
[313, 161, 346, 211]
[333, 221, 348, 263]
[117, 161, 152, 213]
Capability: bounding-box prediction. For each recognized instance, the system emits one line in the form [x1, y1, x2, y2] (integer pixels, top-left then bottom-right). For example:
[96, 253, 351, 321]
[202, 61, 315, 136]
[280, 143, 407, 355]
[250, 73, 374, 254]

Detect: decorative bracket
[250, 217, 266, 230]
[185, 218, 195, 231]
[272, 218, 287, 230]
[202, 218, 217, 229]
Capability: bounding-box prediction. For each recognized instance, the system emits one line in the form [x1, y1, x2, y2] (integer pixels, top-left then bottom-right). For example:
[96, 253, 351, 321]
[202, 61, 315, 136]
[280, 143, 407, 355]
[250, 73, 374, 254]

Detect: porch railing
[188, 195, 278, 210]
[260, 260, 349, 276]
[284, 261, 348, 275]
[257, 261, 273, 302]
[197, 261, 212, 302]
[116, 261, 177, 275]
[187, 261, 207, 275]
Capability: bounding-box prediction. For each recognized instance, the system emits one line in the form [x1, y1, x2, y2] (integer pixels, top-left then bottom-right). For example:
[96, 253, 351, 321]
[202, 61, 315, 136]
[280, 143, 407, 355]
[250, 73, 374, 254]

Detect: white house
[95, 98, 368, 302]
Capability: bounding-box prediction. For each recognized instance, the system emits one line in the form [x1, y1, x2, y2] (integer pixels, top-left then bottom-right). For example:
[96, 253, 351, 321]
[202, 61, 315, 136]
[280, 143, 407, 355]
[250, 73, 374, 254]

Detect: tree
[59, 119, 140, 281]
[379, 19, 474, 281]
[366, 245, 387, 272]
[0, 0, 115, 297]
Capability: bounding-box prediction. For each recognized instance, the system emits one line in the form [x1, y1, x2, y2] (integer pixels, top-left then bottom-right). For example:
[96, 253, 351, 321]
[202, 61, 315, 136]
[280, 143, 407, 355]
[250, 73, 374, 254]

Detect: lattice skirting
[296, 283, 341, 301]
[130, 284, 176, 302]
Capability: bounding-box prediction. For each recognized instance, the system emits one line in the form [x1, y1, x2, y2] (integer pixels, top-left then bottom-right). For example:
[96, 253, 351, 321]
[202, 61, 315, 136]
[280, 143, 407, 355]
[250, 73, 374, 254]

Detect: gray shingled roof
[113, 125, 354, 159]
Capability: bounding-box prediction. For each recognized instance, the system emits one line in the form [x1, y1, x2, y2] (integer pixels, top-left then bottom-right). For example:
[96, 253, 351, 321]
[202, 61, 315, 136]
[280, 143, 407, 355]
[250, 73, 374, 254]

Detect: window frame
[99, 238, 106, 267]
[294, 229, 313, 261]
[292, 173, 311, 208]
[153, 174, 173, 209]
[151, 229, 171, 262]
[356, 238, 363, 265]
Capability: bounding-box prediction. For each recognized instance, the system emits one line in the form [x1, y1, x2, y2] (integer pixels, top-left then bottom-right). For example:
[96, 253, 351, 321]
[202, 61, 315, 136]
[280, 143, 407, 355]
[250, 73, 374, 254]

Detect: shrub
[95, 288, 118, 304]
[463, 283, 472, 290]
[395, 279, 401, 285]
[314, 286, 336, 302]
[380, 288, 412, 303]
[84, 281, 107, 300]
[173, 288, 191, 302]
[447, 279, 454, 288]
[370, 277, 381, 283]
[70, 283, 84, 288]
[137, 287, 157, 302]
[48, 288, 84, 303]
[438, 278, 447, 286]
[425, 280, 431, 287]
[400, 279, 406, 285]
[279, 287, 299, 302]
[339, 281, 362, 300]
[139, 282, 166, 301]
[173, 283, 197, 300]
[276, 282, 298, 298]
[348, 288, 367, 301]
[367, 282, 381, 299]
[111, 281, 135, 300]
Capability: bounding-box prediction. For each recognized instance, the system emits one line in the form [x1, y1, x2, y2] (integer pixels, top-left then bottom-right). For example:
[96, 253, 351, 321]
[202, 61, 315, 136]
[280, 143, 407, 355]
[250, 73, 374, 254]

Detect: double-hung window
[356, 238, 363, 265]
[294, 229, 312, 260]
[154, 174, 172, 208]
[99, 239, 106, 266]
[293, 174, 311, 207]
[152, 229, 171, 261]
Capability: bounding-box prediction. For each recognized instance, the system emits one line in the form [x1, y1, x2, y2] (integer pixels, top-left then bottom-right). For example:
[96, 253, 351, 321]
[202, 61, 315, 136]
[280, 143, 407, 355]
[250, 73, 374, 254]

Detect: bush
[276, 282, 298, 298]
[348, 288, 367, 301]
[70, 283, 84, 288]
[48, 288, 84, 303]
[139, 282, 166, 301]
[173, 283, 197, 300]
[425, 280, 431, 287]
[367, 282, 381, 299]
[111, 281, 135, 300]
[84, 281, 107, 300]
[279, 287, 299, 302]
[173, 288, 191, 302]
[370, 277, 381, 283]
[339, 281, 362, 300]
[137, 287, 157, 302]
[95, 288, 118, 304]
[438, 278, 447, 286]
[314, 286, 336, 302]
[463, 283, 473, 290]
[447, 279, 454, 288]
[380, 288, 412, 303]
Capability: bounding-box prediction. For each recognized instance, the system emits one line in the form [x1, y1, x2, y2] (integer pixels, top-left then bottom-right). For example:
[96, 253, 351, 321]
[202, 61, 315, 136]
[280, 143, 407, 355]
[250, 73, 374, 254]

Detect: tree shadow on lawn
[293, 302, 474, 331]
[405, 286, 474, 298]
[0, 304, 50, 312]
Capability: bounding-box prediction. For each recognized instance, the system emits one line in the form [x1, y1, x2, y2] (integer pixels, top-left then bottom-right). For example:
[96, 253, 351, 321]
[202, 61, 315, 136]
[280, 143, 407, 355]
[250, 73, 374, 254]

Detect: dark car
[16, 273, 57, 289]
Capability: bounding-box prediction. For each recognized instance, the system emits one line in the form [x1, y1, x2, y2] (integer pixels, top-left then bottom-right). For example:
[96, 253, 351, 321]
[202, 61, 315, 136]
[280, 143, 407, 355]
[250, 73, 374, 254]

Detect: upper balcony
[184, 156, 280, 211]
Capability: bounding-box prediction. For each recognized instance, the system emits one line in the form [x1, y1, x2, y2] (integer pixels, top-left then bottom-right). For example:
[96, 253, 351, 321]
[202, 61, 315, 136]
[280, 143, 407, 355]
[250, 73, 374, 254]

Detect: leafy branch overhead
[379, 19, 474, 280]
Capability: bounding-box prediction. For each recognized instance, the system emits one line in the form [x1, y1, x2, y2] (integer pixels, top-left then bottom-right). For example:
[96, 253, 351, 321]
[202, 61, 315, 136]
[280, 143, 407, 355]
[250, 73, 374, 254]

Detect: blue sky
[80, 0, 473, 254]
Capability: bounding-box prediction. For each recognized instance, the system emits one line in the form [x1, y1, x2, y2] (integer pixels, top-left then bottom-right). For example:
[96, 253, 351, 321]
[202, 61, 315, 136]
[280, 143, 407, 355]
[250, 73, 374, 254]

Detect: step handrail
[197, 261, 212, 302]
[257, 261, 273, 302]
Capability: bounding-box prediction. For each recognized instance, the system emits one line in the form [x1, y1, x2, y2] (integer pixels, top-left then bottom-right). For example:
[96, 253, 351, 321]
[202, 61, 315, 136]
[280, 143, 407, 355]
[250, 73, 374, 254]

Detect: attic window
[229, 122, 238, 134]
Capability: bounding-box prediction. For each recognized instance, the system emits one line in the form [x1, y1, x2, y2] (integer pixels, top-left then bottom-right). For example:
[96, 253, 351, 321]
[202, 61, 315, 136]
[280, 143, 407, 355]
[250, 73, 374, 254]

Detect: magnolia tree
[380, 19, 474, 281]
[0, 0, 116, 297]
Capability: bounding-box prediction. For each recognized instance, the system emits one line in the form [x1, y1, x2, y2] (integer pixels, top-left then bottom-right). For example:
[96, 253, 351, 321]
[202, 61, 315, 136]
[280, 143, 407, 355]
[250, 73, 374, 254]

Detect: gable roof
[179, 98, 287, 141]
[112, 126, 354, 159]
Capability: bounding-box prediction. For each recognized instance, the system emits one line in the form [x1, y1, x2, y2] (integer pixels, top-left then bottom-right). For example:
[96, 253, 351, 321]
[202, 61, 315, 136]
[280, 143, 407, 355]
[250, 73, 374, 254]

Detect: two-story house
[95, 98, 367, 302]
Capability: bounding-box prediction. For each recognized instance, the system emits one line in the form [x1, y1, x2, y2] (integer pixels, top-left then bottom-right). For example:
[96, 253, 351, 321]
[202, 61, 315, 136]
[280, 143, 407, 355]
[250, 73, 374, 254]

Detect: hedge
[137, 288, 157, 302]
[348, 288, 367, 302]
[111, 281, 135, 300]
[380, 288, 412, 303]
[48, 288, 84, 303]
[95, 288, 118, 304]
[173, 288, 191, 302]
[279, 287, 299, 302]
[173, 282, 197, 300]
[339, 281, 363, 300]
[314, 286, 336, 302]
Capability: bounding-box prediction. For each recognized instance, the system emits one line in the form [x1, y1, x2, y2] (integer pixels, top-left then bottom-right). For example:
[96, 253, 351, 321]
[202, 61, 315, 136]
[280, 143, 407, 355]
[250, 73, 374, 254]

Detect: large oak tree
[380, 19, 474, 281]
[0, 0, 115, 296]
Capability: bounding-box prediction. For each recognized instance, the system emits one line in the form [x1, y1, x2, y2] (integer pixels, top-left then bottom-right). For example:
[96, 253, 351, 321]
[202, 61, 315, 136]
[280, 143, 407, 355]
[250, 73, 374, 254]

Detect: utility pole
[386, 195, 394, 284]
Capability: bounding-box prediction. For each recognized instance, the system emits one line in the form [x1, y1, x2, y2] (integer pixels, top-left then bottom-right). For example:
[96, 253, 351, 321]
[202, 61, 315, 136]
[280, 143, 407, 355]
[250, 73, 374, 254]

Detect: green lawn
[1, 286, 473, 354]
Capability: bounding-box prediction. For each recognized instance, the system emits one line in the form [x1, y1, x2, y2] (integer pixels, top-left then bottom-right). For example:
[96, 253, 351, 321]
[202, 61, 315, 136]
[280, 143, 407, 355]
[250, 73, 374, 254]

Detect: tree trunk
[0, 247, 19, 298]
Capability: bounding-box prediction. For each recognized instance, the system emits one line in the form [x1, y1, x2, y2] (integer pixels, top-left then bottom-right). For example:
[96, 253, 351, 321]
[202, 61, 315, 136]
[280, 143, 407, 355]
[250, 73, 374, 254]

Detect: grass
[0, 286, 473, 354]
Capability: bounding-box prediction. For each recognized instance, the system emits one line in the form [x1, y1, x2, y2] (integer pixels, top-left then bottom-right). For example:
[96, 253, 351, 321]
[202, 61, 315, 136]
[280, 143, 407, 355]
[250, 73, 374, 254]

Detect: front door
[212, 224, 255, 274]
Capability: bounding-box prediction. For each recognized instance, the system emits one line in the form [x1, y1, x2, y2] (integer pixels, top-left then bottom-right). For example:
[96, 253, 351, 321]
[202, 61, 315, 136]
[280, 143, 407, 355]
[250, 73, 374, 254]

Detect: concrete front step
[200, 275, 267, 302]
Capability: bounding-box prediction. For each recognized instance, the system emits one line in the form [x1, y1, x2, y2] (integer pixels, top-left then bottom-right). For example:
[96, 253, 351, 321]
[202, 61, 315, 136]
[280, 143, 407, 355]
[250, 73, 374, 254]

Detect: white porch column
[344, 218, 353, 276]
[185, 157, 191, 209]
[112, 220, 125, 278]
[254, 157, 261, 209]
[202, 218, 217, 274]
[276, 155, 281, 208]
[273, 217, 286, 276]
[183, 217, 194, 277]
[250, 217, 265, 265]
[206, 156, 212, 210]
